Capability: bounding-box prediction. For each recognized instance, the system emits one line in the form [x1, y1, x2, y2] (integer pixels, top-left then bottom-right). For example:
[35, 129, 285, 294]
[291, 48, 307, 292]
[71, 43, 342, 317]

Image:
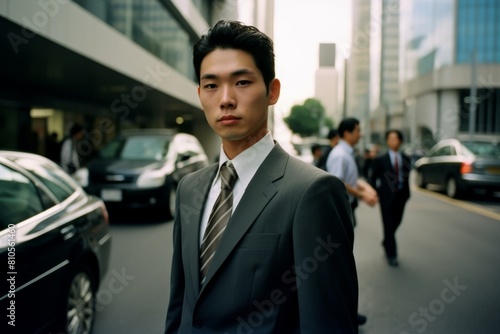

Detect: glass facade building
[456, 0, 500, 64]
[400, 0, 500, 142]
[74, 0, 198, 80]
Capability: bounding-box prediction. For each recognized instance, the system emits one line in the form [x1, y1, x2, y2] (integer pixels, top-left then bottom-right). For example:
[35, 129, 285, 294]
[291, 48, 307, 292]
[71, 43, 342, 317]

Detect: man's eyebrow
[200, 68, 255, 80]
[200, 73, 216, 80]
[231, 68, 255, 76]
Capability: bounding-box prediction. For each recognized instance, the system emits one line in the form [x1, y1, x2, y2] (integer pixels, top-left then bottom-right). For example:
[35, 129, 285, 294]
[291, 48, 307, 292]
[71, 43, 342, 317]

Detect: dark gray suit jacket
[165, 144, 358, 333]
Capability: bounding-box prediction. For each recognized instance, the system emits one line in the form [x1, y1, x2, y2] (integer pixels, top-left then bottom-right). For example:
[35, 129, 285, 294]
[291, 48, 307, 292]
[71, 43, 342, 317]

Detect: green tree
[284, 98, 333, 137]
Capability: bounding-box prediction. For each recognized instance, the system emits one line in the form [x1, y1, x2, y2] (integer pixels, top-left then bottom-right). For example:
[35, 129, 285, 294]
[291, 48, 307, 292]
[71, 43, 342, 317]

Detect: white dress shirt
[199, 132, 275, 245]
[388, 150, 403, 189]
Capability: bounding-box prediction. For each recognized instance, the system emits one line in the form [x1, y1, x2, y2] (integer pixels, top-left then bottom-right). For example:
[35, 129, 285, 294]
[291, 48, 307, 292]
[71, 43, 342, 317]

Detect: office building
[0, 0, 274, 160]
[315, 43, 340, 127]
[400, 0, 500, 146]
[369, 0, 401, 143]
[345, 0, 371, 149]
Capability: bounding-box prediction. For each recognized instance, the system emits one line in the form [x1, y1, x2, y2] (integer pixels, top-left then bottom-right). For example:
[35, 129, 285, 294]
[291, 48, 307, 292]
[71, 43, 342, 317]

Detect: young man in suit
[370, 130, 411, 267]
[165, 20, 359, 333]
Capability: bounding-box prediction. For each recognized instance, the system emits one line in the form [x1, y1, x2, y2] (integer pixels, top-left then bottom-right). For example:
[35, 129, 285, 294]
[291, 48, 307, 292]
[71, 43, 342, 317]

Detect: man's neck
[222, 129, 269, 160]
[341, 139, 355, 148]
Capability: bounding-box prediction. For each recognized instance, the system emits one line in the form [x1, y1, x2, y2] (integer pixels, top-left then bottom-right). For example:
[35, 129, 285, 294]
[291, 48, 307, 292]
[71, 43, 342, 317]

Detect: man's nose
[220, 85, 236, 109]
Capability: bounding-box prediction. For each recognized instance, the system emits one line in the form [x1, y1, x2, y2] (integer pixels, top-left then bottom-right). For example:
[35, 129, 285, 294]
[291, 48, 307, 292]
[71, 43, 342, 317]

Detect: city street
[355, 186, 500, 334]
[93, 185, 500, 334]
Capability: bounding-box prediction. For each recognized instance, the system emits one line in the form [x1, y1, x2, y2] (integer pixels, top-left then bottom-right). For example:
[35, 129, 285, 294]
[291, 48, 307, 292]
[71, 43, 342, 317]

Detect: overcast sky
[272, 0, 352, 145]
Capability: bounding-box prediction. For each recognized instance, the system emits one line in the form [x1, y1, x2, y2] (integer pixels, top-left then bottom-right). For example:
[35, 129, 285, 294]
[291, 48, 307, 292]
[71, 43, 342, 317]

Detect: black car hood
[88, 159, 164, 175]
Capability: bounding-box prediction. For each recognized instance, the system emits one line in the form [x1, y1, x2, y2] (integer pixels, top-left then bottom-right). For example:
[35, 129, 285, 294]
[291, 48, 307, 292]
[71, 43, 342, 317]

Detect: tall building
[369, 0, 401, 143]
[400, 0, 500, 147]
[346, 0, 371, 122]
[315, 43, 340, 127]
[0, 0, 274, 160]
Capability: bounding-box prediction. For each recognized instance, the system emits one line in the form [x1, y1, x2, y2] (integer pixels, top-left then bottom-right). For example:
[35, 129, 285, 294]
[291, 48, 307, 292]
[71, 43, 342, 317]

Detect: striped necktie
[200, 162, 238, 284]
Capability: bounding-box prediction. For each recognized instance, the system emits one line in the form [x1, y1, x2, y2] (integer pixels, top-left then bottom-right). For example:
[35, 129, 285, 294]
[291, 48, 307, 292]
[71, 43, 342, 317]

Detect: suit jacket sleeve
[165, 176, 186, 334]
[292, 173, 358, 333]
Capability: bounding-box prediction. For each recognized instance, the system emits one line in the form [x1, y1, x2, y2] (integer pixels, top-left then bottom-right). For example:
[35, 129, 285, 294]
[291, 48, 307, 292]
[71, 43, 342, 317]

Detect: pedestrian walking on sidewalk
[370, 129, 411, 267]
[326, 117, 378, 326]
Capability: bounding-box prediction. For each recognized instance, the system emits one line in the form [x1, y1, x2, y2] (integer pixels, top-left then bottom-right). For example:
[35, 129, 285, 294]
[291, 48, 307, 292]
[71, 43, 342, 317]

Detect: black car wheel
[416, 170, 427, 188]
[64, 265, 96, 334]
[446, 176, 463, 199]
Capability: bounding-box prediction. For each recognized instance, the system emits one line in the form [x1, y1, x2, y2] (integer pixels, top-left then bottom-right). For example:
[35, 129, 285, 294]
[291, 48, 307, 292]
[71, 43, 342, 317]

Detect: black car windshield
[462, 141, 500, 158]
[101, 136, 171, 161]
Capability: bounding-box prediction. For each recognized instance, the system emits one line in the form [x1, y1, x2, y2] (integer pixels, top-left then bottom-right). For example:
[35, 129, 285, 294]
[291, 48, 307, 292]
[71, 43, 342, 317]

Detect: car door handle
[61, 225, 76, 240]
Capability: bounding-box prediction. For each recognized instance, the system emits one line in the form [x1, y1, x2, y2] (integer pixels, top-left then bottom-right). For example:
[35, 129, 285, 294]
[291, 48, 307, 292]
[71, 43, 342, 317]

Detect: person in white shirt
[60, 123, 83, 174]
[327, 118, 378, 225]
[326, 117, 378, 326]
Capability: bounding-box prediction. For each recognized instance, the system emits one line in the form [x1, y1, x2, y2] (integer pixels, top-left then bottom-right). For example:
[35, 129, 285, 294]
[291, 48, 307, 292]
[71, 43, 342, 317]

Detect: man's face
[198, 48, 280, 147]
[74, 131, 84, 141]
[345, 124, 361, 146]
[386, 132, 402, 151]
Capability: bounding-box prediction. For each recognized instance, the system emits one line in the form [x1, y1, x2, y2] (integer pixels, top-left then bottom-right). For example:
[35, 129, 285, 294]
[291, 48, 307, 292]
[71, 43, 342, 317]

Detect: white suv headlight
[136, 169, 166, 188]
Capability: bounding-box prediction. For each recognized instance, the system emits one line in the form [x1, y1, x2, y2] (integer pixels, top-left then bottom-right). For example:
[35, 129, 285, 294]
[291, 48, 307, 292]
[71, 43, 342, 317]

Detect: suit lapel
[200, 145, 287, 293]
[184, 164, 218, 294]
[385, 152, 394, 172]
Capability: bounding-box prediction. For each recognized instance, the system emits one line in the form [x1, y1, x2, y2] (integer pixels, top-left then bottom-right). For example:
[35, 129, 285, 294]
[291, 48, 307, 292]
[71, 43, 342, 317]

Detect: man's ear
[267, 78, 281, 105]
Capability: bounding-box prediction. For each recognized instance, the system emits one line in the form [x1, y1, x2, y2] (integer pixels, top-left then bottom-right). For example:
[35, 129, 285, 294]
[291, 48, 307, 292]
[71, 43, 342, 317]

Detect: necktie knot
[220, 162, 238, 190]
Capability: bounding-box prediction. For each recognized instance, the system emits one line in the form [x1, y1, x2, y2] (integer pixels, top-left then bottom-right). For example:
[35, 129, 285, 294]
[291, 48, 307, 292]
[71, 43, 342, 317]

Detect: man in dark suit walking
[370, 130, 411, 267]
[165, 20, 358, 333]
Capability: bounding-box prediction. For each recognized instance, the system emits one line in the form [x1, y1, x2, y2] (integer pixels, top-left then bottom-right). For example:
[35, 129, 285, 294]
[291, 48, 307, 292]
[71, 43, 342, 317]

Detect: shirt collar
[338, 139, 354, 155]
[389, 150, 400, 158]
[216, 131, 275, 190]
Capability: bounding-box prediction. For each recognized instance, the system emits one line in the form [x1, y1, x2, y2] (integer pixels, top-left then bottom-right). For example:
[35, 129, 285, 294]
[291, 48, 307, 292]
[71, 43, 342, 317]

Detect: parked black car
[414, 138, 500, 198]
[0, 151, 111, 334]
[81, 129, 209, 220]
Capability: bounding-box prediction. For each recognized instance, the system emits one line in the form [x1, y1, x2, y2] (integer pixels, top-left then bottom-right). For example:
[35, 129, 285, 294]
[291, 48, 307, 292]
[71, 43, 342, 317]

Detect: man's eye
[236, 80, 251, 86]
[204, 83, 217, 89]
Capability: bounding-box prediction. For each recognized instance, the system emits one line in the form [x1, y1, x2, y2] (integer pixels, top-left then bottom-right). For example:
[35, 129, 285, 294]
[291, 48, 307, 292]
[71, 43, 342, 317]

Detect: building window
[74, 0, 197, 80]
[459, 88, 500, 134]
[456, 0, 500, 64]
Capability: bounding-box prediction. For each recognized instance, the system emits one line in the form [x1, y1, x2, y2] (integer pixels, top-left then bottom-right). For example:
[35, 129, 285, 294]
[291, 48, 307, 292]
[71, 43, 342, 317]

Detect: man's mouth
[219, 115, 241, 125]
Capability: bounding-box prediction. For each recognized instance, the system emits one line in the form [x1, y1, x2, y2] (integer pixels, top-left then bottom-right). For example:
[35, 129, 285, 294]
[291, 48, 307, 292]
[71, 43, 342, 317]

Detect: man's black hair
[69, 123, 83, 136]
[311, 143, 322, 154]
[385, 129, 404, 142]
[193, 20, 275, 93]
[326, 128, 338, 139]
[337, 118, 360, 138]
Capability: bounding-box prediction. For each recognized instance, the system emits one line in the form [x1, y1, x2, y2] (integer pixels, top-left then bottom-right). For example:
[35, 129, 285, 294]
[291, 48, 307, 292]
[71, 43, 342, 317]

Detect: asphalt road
[92, 216, 173, 334]
[355, 187, 500, 334]
[92, 187, 500, 334]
